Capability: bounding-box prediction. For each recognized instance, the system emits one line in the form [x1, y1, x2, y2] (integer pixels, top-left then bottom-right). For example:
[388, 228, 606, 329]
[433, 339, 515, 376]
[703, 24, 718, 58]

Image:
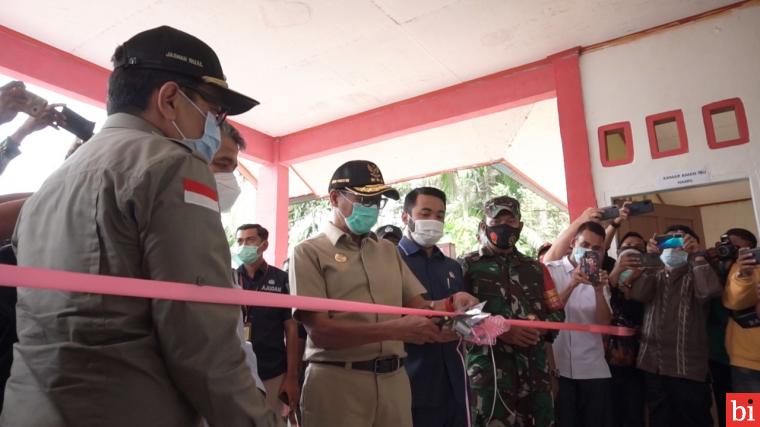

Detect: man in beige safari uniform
[290, 160, 479, 427]
[1, 26, 277, 427]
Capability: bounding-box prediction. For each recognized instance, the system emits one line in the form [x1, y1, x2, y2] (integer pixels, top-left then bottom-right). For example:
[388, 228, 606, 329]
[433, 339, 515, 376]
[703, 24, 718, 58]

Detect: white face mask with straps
[409, 219, 444, 247]
[215, 172, 241, 212]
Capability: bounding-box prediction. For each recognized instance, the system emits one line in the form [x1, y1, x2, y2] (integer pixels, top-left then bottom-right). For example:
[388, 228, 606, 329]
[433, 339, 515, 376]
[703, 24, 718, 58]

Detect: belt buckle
[373, 356, 398, 373]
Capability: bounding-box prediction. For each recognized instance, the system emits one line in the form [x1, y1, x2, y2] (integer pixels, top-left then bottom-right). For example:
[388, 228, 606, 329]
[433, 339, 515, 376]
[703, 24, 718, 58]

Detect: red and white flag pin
[183, 178, 219, 212]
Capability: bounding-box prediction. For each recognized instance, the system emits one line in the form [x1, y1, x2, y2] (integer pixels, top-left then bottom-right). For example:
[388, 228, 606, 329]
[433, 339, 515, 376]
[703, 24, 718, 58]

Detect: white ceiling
[654, 179, 752, 206]
[1, 0, 737, 136]
[1, 0, 739, 206]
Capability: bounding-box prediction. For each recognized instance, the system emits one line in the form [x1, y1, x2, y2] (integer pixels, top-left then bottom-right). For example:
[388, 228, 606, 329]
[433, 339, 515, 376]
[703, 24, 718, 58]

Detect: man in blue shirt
[398, 187, 469, 427]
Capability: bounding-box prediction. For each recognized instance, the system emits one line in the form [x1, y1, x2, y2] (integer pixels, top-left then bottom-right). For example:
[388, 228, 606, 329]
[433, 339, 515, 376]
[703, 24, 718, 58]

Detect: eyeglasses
[181, 86, 228, 125]
[211, 108, 228, 126]
[340, 191, 387, 209]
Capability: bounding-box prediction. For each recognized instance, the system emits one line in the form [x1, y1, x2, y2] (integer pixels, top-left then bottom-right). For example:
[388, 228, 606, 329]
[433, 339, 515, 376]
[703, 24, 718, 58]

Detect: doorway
[612, 179, 757, 249]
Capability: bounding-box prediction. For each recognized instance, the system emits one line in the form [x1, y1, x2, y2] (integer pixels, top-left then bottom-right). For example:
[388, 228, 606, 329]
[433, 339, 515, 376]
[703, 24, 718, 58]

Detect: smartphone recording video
[640, 253, 663, 269]
[599, 206, 620, 221]
[745, 247, 760, 264]
[580, 251, 600, 284]
[655, 234, 684, 250]
[627, 200, 654, 216]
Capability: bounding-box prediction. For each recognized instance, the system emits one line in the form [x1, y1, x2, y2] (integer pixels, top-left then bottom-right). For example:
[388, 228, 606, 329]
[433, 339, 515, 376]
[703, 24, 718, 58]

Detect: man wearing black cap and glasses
[2, 27, 278, 427]
[290, 160, 478, 427]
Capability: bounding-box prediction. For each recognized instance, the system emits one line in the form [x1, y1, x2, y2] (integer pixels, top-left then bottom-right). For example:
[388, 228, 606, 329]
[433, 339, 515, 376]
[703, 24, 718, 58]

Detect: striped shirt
[630, 261, 722, 382]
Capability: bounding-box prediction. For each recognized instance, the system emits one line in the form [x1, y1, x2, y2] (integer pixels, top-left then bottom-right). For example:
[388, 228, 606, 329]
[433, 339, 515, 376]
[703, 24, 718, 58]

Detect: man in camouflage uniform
[461, 196, 565, 427]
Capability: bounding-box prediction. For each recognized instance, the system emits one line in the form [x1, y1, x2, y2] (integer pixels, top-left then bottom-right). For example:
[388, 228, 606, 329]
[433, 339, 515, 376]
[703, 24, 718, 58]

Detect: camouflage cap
[484, 196, 521, 220]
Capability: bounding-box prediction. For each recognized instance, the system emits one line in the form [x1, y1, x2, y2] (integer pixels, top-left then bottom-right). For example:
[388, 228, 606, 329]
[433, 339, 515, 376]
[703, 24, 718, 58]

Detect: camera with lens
[715, 234, 738, 260]
[57, 106, 96, 142]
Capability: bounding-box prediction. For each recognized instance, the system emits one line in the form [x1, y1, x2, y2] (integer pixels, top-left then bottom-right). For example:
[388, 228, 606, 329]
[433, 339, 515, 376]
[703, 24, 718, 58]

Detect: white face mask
[660, 248, 689, 269]
[409, 219, 444, 247]
[215, 172, 241, 212]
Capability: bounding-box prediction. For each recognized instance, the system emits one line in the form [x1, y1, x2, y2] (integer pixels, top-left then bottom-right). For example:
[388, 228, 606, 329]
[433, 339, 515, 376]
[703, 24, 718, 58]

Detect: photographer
[606, 231, 646, 427]
[629, 225, 721, 427]
[721, 229, 760, 392]
[705, 228, 757, 425]
[545, 221, 613, 427]
[0, 81, 65, 175]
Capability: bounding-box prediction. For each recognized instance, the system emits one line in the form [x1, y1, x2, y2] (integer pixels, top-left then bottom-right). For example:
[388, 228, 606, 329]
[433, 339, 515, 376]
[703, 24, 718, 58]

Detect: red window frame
[598, 121, 634, 167]
[646, 109, 689, 159]
[702, 97, 749, 149]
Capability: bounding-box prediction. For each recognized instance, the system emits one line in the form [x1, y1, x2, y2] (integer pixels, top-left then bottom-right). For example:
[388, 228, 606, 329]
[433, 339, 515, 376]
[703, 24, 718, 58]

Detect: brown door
[614, 202, 706, 249]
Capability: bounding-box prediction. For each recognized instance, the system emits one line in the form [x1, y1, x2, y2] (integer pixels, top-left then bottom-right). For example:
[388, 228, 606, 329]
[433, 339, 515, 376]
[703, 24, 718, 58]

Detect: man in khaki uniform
[290, 160, 478, 427]
[1, 27, 278, 427]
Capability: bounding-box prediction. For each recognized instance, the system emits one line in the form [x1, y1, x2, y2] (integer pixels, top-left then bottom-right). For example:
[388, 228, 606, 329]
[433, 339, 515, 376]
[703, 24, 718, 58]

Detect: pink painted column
[255, 146, 289, 267]
[550, 48, 598, 220]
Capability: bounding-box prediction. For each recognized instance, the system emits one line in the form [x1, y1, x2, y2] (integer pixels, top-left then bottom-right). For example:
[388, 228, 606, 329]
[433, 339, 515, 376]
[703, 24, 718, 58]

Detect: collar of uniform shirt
[103, 112, 164, 136]
[398, 236, 443, 258]
[239, 261, 268, 280]
[324, 221, 378, 247]
[478, 244, 520, 261]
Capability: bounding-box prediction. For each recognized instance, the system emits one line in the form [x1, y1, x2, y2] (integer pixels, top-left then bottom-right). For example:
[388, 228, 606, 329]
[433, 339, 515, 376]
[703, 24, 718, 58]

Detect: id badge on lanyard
[238, 271, 253, 340]
[239, 266, 270, 342]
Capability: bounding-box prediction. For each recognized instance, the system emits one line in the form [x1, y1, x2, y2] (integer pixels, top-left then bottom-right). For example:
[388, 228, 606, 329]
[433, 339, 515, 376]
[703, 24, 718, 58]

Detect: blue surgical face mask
[338, 198, 379, 235]
[660, 248, 688, 269]
[573, 246, 591, 264]
[172, 91, 221, 163]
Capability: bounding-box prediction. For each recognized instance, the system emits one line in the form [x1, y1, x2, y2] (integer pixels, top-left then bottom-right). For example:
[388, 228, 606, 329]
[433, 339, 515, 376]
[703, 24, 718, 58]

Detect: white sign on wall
[657, 166, 711, 189]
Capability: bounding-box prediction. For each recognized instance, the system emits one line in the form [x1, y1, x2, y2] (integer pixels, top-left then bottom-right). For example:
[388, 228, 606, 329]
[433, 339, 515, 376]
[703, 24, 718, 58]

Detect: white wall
[579, 4, 760, 232]
[700, 200, 759, 246]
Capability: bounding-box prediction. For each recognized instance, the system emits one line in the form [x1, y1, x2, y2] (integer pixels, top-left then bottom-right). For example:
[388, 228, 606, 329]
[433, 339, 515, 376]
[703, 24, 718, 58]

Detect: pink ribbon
[0, 265, 634, 336]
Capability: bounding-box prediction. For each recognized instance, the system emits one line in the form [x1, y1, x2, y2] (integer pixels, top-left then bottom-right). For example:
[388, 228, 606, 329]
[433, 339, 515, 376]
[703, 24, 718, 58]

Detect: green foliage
[288, 198, 331, 248]
[287, 165, 569, 258]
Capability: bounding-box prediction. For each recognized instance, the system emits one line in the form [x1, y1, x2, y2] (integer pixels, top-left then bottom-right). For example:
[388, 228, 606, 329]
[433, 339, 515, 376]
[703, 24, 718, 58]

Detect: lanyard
[239, 265, 270, 324]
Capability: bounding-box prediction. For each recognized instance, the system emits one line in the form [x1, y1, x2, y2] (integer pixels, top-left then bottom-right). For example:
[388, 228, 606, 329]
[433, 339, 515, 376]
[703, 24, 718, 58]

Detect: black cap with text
[112, 26, 259, 115]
